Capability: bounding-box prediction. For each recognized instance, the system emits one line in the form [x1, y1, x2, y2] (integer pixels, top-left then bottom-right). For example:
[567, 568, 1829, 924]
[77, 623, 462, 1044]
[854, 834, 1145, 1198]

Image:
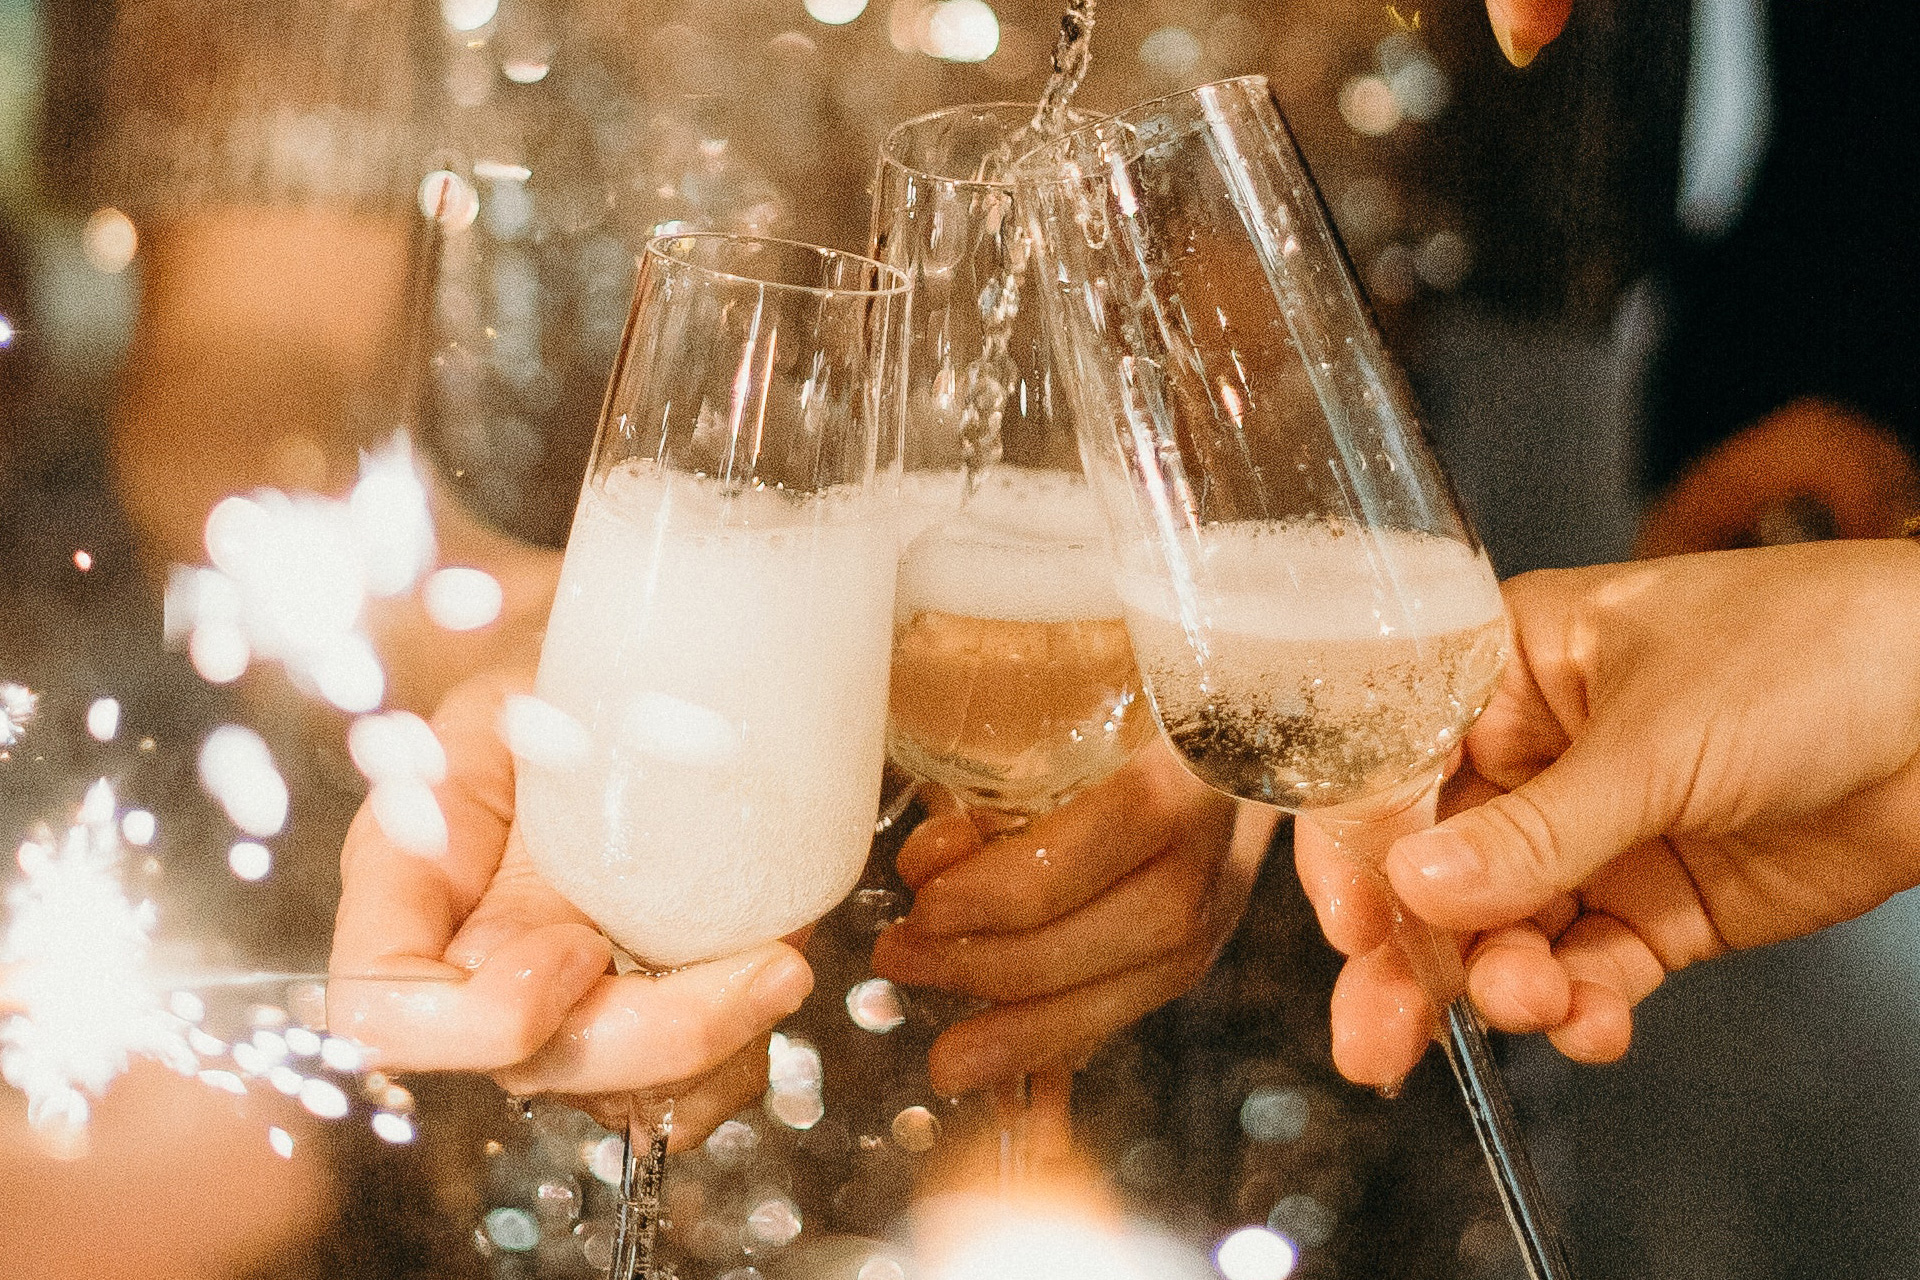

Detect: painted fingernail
[1390, 828, 1485, 885]
[1490, 13, 1542, 67]
[750, 953, 814, 1020]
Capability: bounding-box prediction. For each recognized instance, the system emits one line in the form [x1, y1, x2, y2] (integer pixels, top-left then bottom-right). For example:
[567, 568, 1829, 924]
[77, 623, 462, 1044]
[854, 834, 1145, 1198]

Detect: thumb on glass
[1382, 733, 1654, 930]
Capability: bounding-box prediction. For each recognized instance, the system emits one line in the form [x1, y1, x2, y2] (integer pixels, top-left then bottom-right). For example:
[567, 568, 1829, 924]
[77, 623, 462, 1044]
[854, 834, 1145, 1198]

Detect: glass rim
[1010, 74, 1274, 183]
[878, 100, 1101, 191]
[642, 232, 912, 299]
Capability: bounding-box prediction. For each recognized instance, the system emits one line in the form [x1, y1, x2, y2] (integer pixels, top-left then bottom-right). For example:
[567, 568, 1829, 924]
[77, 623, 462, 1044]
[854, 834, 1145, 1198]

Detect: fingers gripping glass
[514, 233, 909, 1279]
[871, 102, 1147, 1183]
[1015, 78, 1575, 1280]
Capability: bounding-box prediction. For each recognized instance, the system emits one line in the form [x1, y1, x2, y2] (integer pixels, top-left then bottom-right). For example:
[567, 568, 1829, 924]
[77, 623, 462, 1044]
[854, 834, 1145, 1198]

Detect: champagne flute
[870, 102, 1149, 1177]
[1015, 78, 1576, 1279]
[874, 102, 1147, 817]
[513, 233, 909, 1278]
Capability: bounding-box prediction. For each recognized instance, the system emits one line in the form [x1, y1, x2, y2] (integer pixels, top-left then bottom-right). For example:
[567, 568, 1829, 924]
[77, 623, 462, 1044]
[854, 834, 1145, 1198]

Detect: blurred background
[4, 0, 1920, 1277]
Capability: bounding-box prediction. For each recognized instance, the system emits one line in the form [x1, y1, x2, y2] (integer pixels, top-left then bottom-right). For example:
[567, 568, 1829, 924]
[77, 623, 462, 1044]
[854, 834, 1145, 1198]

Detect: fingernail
[1490, 14, 1541, 67]
[750, 953, 814, 1020]
[560, 935, 613, 987]
[1390, 828, 1484, 885]
[907, 879, 979, 938]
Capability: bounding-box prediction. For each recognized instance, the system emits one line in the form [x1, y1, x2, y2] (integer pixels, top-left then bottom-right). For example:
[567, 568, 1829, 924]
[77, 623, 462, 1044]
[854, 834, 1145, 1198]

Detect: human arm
[1294, 540, 1920, 1085]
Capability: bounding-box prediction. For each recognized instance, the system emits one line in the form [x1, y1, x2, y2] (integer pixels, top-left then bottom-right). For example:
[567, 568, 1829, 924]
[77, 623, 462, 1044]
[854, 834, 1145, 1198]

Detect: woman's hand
[1295, 541, 1920, 1086]
[328, 669, 815, 1143]
[873, 741, 1274, 1096]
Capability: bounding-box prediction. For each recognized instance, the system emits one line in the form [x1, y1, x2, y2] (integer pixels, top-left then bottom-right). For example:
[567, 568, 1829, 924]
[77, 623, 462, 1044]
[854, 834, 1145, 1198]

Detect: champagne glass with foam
[1015, 78, 1576, 1280]
[869, 102, 1148, 1176]
[513, 233, 909, 1279]
[873, 102, 1148, 819]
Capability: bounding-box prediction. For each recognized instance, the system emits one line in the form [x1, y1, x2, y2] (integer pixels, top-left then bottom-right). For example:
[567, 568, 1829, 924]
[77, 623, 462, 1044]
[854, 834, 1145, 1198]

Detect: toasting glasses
[513, 233, 909, 1279]
[1015, 78, 1575, 1279]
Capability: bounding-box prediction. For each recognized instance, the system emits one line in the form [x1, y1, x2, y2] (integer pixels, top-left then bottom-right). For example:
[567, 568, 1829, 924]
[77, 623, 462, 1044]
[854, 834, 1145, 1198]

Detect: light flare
[0, 808, 195, 1131]
[167, 434, 437, 712]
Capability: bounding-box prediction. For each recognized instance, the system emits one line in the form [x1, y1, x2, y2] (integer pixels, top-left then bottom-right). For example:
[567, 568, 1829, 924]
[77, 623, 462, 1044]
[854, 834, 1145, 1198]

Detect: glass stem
[608, 1100, 672, 1280]
[995, 1071, 1033, 1193]
[965, 802, 1071, 1195]
[1312, 791, 1579, 1280]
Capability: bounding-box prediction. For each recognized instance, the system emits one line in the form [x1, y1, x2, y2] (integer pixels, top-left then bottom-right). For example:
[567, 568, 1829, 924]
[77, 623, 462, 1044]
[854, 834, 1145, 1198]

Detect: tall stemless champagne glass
[870, 103, 1148, 1179]
[514, 233, 909, 1279]
[1016, 79, 1575, 1279]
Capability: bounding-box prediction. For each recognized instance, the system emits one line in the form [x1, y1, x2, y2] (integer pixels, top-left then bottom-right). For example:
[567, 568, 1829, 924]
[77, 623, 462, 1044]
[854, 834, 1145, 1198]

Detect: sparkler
[0, 432, 470, 1143]
[0, 782, 195, 1132]
[0, 681, 37, 747]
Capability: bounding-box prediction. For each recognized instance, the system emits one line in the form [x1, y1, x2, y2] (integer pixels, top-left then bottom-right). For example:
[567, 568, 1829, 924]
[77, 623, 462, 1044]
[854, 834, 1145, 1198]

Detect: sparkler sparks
[0, 786, 195, 1132]
[1, 442, 456, 1150]
[0, 682, 37, 746]
[0, 780, 410, 1146]
[164, 433, 437, 712]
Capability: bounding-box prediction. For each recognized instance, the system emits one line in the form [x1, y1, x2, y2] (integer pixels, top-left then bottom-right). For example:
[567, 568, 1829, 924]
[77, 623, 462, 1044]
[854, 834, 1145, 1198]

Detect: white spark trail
[0, 792, 194, 1131]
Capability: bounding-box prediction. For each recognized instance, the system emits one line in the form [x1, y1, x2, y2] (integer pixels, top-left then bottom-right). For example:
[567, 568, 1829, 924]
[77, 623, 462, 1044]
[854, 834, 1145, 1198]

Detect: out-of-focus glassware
[1015, 77, 1572, 1280]
[513, 232, 909, 1277]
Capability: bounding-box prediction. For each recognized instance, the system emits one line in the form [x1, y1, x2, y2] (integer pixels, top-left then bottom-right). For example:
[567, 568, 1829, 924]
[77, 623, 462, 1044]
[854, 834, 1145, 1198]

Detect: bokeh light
[84, 697, 120, 742]
[1238, 1087, 1309, 1143]
[1267, 1194, 1336, 1250]
[804, 0, 869, 23]
[418, 170, 481, 231]
[440, 0, 498, 33]
[923, 0, 999, 62]
[846, 977, 907, 1032]
[118, 806, 156, 845]
[300, 1077, 351, 1119]
[1215, 1226, 1297, 1280]
[227, 841, 273, 882]
[371, 1110, 416, 1143]
[1338, 75, 1401, 137]
[1139, 25, 1202, 77]
[198, 726, 288, 838]
[423, 566, 504, 631]
[745, 1194, 804, 1248]
[81, 208, 137, 274]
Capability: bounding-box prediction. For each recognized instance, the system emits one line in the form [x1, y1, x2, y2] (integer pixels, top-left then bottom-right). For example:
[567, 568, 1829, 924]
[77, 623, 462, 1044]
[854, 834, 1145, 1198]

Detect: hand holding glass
[514, 233, 908, 1277]
[1016, 79, 1571, 1280]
